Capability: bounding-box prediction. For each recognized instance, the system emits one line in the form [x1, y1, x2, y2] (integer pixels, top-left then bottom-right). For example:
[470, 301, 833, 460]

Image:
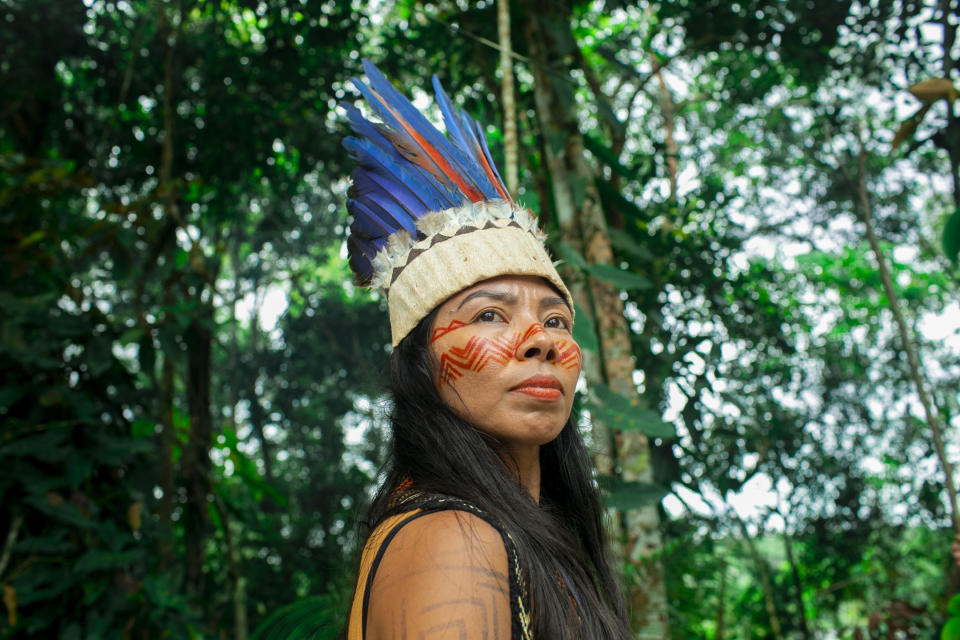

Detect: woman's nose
[514, 322, 558, 362]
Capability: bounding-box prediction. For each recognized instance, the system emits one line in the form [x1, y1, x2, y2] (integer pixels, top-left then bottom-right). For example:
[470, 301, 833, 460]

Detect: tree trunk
[522, 4, 668, 636]
[782, 528, 811, 639]
[183, 317, 213, 598]
[156, 0, 183, 576]
[939, 0, 960, 208]
[157, 352, 176, 571]
[653, 68, 679, 205]
[497, 0, 518, 198]
[214, 494, 248, 640]
[715, 560, 726, 640]
[245, 286, 277, 511]
[737, 518, 783, 640]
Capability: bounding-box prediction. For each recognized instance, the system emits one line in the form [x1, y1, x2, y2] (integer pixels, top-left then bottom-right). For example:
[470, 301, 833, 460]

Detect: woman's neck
[500, 445, 541, 503]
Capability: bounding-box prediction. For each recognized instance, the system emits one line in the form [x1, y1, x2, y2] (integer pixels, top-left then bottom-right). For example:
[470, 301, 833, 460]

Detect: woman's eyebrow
[539, 296, 568, 310]
[456, 290, 517, 310]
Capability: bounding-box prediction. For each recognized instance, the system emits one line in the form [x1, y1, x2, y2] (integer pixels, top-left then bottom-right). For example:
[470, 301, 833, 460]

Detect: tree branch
[855, 139, 960, 533]
[0, 515, 24, 581]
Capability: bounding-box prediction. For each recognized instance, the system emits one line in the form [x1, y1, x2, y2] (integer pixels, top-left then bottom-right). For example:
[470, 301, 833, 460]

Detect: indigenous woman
[343, 61, 632, 640]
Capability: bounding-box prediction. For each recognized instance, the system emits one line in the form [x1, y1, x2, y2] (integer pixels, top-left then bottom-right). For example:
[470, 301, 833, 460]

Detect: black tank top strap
[370, 491, 533, 640]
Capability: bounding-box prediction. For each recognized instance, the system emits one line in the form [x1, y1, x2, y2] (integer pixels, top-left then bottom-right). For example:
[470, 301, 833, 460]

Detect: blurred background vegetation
[2, 0, 960, 638]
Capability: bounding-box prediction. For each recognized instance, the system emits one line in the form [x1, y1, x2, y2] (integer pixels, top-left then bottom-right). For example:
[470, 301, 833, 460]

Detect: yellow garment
[346, 509, 422, 640]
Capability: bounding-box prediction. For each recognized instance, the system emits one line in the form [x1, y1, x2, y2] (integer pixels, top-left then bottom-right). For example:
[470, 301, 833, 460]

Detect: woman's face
[428, 275, 582, 450]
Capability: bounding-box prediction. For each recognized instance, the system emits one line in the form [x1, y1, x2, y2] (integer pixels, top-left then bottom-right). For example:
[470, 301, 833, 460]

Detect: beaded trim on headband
[371, 200, 544, 290]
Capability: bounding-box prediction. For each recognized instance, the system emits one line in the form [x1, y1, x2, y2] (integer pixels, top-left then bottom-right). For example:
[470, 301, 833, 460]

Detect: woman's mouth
[511, 375, 563, 401]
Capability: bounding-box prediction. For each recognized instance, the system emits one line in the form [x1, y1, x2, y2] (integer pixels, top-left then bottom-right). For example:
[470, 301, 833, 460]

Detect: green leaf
[942, 617, 960, 640]
[13, 534, 76, 554]
[588, 382, 674, 438]
[18, 230, 45, 247]
[0, 384, 26, 409]
[553, 241, 588, 270]
[251, 594, 342, 640]
[224, 427, 288, 506]
[23, 494, 94, 529]
[131, 418, 155, 439]
[597, 476, 668, 511]
[0, 430, 70, 462]
[209, 500, 224, 535]
[596, 180, 652, 224]
[585, 263, 652, 291]
[73, 549, 144, 574]
[607, 227, 653, 262]
[117, 327, 144, 345]
[175, 249, 189, 269]
[583, 134, 636, 180]
[944, 207, 960, 264]
[948, 594, 960, 618]
[572, 303, 598, 352]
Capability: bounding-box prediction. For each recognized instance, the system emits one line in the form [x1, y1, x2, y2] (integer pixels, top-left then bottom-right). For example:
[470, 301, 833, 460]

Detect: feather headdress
[343, 60, 572, 346]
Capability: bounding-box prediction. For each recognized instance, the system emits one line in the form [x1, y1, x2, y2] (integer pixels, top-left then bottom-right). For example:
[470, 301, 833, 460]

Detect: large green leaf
[585, 263, 652, 291]
[23, 494, 95, 529]
[251, 594, 343, 640]
[584, 133, 637, 180]
[73, 549, 144, 574]
[572, 303, 599, 352]
[942, 617, 960, 640]
[607, 227, 653, 262]
[222, 427, 289, 506]
[0, 430, 71, 462]
[597, 476, 668, 511]
[949, 594, 960, 618]
[13, 533, 76, 555]
[553, 241, 588, 270]
[588, 382, 674, 438]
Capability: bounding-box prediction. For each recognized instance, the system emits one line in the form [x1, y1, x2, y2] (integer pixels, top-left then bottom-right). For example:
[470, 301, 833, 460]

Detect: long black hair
[365, 306, 632, 639]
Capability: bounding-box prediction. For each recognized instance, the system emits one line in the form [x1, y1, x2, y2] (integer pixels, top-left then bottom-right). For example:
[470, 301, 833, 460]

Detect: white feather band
[368, 199, 545, 291]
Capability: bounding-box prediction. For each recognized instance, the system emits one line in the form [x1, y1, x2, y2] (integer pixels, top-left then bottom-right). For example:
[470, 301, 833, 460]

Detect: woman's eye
[477, 310, 500, 322]
[545, 316, 571, 330]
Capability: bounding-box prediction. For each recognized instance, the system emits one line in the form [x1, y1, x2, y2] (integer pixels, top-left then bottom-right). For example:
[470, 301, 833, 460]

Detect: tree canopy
[2, 0, 959, 638]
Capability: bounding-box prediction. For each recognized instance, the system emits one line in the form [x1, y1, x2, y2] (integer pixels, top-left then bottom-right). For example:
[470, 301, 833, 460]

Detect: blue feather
[347, 198, 403, 239]
[432, 75, 473, 154]
[343, 60, 519, 284]
[355, 61, 494, 199]
[347, 235, 379, 283]
[344, 136, 455, 214]
[473, 119, 507, 195]
[352, 178, 422, 234]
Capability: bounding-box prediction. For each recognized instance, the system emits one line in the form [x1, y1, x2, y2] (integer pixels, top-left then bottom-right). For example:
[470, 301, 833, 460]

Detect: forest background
[3, 0, 960, 638]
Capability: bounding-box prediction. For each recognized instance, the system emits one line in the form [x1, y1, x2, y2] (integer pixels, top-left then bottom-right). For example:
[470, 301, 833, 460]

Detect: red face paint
[554, 339, 583, 370]
[437, 333, 522, 385]
[427, 276, 580, 450]
[430, 319, 469, 344]
[436, 322, 579, 386]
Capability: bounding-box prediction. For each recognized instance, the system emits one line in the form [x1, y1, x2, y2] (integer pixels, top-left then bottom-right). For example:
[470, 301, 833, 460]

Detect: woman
[343, 60, 632, 639]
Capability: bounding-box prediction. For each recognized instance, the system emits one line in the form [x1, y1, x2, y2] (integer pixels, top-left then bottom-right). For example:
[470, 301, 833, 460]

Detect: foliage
[2, 0, 959, 638]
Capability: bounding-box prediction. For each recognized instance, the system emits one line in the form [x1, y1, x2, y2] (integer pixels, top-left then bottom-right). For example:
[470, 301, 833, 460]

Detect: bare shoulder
[366, 510, 512, 640]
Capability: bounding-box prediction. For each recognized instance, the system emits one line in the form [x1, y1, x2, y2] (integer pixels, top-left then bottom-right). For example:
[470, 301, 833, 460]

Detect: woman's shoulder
[366, 509, 512, 640]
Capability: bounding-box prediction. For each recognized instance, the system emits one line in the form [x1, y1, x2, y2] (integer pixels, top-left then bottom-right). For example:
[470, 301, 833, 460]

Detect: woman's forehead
[439, 275, 567, 314]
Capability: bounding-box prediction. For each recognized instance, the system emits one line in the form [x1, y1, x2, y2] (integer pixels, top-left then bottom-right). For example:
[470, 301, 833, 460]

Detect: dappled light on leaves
[2, 0, 959, 638]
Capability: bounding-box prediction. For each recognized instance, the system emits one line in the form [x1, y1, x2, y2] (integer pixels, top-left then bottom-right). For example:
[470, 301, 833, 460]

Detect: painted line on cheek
[555, 339, 583, 370]
[430, 319, 469, 344]
[437, 332, 524, 386]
